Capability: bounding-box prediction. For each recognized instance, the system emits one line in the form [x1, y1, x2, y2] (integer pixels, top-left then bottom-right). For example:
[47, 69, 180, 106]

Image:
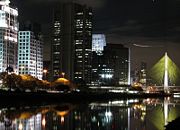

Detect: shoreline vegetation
[0, 72, 172, 105]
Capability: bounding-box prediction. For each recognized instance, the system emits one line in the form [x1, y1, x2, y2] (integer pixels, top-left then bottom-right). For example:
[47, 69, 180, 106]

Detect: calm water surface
[0, 96, 180, 130]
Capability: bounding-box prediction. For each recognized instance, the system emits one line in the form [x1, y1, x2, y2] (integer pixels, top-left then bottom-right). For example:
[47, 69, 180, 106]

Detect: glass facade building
[92, 34, 106, 55]
[18, 31, 43, 79]
[92, 44, 130, 86]
[0, 0, 18, 73]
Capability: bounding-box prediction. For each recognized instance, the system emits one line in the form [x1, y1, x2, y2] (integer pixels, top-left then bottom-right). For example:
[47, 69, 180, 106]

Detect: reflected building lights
[60, 116, 65, 124]
[42, 117, 46, 127]
[0, 98, 179, 130]
[18, 123, 23, 130]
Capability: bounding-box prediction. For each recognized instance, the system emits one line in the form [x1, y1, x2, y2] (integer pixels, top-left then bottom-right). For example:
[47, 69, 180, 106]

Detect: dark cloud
[14, 0, 106, 8]
[12, 0, 106, 29]
[94, 0, 180, 39]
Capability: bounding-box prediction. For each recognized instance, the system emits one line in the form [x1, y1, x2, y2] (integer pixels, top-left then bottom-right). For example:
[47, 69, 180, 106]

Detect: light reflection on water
[0, 97, 180, 130]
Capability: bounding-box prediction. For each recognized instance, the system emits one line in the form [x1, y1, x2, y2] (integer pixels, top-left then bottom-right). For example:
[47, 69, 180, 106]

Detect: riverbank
[0, 90, 171, 103]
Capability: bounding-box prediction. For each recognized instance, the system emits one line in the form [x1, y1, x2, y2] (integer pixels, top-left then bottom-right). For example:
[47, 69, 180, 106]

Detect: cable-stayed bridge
[149, 52, 180, 93]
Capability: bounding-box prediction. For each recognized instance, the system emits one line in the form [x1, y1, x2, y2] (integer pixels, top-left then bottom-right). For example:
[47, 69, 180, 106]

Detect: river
[0, 95, 180, 130]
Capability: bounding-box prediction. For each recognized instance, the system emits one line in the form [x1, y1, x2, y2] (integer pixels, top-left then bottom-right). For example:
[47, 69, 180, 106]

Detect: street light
[62, 72, 65, 78]
[43, 69, 48, 80]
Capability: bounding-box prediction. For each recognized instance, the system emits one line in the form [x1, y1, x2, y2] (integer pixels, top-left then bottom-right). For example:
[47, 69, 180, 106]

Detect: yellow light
[19, 112, 32, 119]
[57, 110, 69, 117]
[55, 78, 70, 85]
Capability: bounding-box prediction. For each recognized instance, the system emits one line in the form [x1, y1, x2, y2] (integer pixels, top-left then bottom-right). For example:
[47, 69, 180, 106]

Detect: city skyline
[11, 0, 180, 70]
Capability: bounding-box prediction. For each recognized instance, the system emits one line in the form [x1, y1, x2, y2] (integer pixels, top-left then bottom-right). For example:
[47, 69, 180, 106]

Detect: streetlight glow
[62, 72, 65, 78]
[43, 69, 48, 73]
[43, 69, 48, 80]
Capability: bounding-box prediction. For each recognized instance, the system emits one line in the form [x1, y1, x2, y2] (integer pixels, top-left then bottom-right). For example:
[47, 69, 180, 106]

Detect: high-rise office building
[0, 0, 18, 73]
[18, 31, 43, 79]
[52, 3, 92, 84]
[92, 34, 106, 55]
[92, 44, 130, 86]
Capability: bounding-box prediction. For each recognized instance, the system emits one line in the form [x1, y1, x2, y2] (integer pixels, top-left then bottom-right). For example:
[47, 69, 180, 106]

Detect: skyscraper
[52, 3, 92, 84]
[0, 0, 18, 73]
[18, 28, 43, 79]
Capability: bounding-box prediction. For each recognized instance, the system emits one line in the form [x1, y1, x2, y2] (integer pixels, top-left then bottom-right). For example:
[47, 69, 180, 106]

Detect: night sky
[12, 0, 180, 70]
